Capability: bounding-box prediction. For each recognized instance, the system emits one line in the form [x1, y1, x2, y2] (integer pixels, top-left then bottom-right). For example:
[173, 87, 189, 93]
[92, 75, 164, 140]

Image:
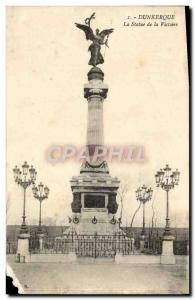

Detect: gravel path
[7, 254, 189, 295]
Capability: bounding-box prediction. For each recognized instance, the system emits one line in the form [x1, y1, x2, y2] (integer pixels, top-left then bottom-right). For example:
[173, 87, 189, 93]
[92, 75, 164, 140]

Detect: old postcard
[6, 6, 189, 295]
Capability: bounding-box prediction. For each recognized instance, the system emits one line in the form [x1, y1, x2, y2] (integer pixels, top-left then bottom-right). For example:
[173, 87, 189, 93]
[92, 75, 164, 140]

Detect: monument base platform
[72, 210, 118, 235]
[70, 169, 120, 235]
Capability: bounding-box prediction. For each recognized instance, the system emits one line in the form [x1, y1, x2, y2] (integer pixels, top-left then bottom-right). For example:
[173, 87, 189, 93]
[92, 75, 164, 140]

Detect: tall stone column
[84, 67, 108, 166]
[70, 67, 120, 235]
[87, 97, 104, 147]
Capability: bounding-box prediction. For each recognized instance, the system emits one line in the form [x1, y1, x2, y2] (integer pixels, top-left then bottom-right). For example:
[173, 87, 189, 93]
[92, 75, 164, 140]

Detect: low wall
[14, 253, 188, 265]
[28, 253, 76, 263]
[115, 254, 160, 264]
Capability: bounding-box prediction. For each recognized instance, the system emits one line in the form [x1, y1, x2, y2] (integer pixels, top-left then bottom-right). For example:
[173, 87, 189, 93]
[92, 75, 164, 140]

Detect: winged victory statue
[75, 12, 114, 67]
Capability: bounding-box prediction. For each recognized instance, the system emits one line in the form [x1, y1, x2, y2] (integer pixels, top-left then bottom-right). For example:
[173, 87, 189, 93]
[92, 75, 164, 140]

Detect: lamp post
[155, 164, 180, 236]
[32, 182, 49, 234]
[13, 161, 37, 262]
[13, 162, 37, 234]
[136, 185, 153, 236]
[155, 164, 180, 265]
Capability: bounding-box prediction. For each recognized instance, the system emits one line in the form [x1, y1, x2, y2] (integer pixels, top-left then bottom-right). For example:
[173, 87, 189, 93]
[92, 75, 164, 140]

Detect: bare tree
[151, 199, 155, 236]
[118, 181, 129, 226]
[150, 187, 159, 235]
[129, 201, 142, 234]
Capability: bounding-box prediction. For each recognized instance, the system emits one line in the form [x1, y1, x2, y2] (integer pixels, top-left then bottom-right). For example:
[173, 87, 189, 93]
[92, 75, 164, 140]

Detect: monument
[70, 13, 120, 235]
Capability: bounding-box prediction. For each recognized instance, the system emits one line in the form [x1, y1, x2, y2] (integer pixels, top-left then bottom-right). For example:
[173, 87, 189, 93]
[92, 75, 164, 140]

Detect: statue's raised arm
[75, 13, 114, 67]
[99, 29, 114, 48]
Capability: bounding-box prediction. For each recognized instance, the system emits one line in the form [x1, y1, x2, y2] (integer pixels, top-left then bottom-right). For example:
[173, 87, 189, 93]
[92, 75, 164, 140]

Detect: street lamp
[155, 164, 180, 236]
[136, 185, 153, 236]
[13, 162, 37, 233]
[32, 182, 49, 233]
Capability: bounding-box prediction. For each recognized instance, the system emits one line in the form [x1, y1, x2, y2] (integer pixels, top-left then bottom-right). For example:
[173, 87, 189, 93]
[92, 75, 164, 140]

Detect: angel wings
[75, 23, 114, 44]
[75, 18, 114, 67]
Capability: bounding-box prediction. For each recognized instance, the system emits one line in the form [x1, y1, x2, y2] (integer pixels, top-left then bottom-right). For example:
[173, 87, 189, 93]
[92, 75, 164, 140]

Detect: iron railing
[6, 234, 188, 256]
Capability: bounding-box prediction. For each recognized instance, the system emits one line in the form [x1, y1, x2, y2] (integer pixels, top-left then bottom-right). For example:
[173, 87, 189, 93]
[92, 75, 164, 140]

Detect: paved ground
[7, 255, 189, 295]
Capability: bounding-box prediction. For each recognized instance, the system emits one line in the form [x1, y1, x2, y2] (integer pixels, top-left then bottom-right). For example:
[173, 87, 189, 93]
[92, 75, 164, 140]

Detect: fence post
[67, 232, 77, 262]
[37, 233, 45, 252]
[140, 235, 145, 253]
[130, 238, 135, 253]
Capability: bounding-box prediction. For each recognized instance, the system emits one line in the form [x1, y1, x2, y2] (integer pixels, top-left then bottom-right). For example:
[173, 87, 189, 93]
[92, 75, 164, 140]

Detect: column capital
[84, 83, 108, 100]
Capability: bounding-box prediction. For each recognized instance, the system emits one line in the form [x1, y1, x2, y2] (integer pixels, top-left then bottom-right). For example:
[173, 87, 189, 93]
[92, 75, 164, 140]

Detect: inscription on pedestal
[84, 194, 105, 208]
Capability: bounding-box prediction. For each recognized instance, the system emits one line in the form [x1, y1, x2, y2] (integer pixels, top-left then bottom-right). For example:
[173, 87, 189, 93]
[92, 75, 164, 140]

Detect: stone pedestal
[130, 238, 135, 253]
[160, 235, 175, 265]
[37, 233, 45, 252]
[140, 235, 145, 253]
[71, 202, 119, 235]
[16, 233, 30, 263]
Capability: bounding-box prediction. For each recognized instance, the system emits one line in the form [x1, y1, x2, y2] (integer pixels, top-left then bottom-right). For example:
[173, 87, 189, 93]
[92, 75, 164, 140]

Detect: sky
[6, 6, 189, 228]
